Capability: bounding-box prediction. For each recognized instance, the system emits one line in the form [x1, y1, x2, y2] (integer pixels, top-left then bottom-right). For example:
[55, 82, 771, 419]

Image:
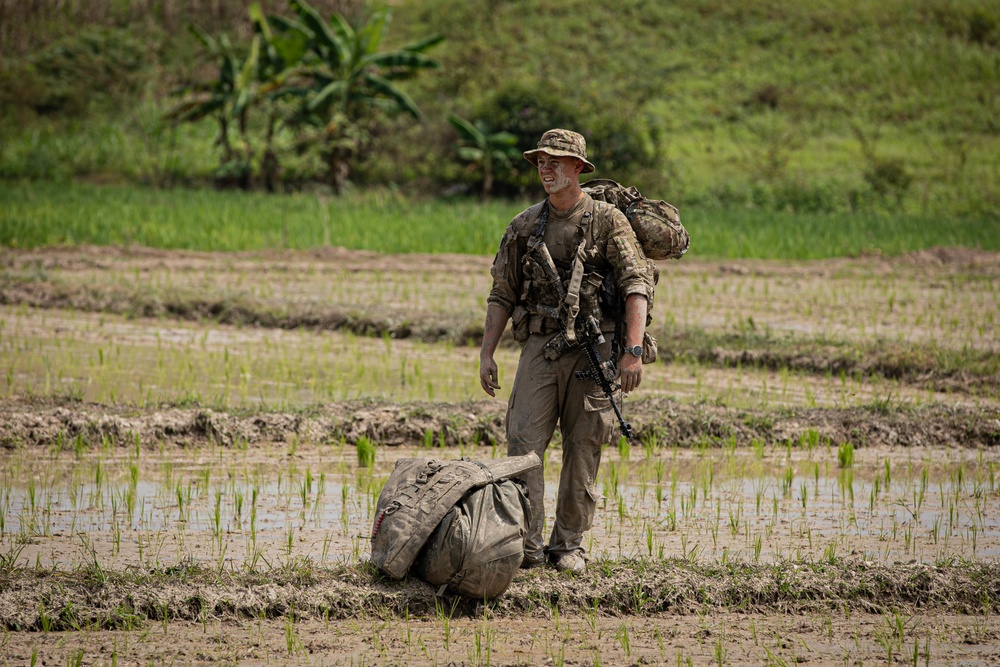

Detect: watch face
[629, 345, 643, 357]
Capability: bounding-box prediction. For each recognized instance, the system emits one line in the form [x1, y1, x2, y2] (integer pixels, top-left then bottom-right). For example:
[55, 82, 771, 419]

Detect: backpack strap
[470, 459, 494, 483]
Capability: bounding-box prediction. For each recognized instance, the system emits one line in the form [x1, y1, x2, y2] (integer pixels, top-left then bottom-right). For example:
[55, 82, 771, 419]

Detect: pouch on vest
[510, 305, 530, 343]
[641, 331, 658, 364]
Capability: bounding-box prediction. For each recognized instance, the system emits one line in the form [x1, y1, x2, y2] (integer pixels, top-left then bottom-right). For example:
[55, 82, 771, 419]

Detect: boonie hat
[523, 128, 596, 174]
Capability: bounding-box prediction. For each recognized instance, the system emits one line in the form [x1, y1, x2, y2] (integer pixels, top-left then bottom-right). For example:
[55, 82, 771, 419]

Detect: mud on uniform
[487, 193, 652, 562]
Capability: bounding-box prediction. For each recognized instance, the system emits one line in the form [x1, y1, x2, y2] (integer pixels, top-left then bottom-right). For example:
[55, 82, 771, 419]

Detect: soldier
[479, 129, 652, 574]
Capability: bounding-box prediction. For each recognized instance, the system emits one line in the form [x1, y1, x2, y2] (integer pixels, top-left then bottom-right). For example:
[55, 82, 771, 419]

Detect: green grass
[2, 181, 997, 258]
[685, 208, 998, 259]
[0, 181, 523, 255]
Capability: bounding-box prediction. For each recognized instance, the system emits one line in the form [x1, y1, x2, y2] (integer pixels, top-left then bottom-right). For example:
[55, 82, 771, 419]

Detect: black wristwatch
[626, 344, 643, 358]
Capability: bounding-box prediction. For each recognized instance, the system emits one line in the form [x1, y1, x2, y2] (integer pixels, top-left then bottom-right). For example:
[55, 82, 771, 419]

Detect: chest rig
[520, 200, 619, 360]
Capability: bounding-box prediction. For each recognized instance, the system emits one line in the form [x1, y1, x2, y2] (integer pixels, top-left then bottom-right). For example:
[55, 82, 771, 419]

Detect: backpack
[411, 478, 531, 599]
[582, 179, 690, 260]
[370, 453, 540, 599]
[581, 179, 688, 364]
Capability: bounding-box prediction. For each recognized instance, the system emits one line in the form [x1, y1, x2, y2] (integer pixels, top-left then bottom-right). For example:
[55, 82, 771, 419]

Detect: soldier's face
[536, 155, 580, 195]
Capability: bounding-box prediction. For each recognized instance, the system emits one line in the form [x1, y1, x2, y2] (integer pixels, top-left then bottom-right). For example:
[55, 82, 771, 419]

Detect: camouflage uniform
[487, 190, 651, 563]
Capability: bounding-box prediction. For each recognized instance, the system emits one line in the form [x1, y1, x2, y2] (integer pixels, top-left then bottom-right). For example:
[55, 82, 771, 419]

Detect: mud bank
[2, 397, 997, 452]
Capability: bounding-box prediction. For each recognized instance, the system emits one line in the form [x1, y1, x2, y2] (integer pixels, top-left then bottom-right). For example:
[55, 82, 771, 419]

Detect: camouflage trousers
[505, 332, 616, 561]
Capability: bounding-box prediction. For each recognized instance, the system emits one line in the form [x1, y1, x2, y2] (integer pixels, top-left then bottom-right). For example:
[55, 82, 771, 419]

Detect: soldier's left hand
[617, 353, 642, 394]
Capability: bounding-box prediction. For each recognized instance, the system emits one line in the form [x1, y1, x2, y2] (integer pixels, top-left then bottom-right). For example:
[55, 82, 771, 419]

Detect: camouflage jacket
[488, 194, 652, 338]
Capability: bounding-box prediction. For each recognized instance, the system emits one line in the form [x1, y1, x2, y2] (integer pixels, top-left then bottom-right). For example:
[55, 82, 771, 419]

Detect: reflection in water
[2, 443, 997, 570]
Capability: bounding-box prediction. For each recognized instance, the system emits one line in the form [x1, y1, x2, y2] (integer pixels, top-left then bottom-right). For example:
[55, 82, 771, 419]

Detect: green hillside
[1, 0, 997, 220]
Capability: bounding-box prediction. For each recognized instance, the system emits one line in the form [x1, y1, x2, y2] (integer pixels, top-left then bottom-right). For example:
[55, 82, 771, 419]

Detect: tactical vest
[515, 198, 618, 350]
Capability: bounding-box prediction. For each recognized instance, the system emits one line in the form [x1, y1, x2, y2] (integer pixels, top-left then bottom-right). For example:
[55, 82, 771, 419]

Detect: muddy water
[5, 439, 998, 573]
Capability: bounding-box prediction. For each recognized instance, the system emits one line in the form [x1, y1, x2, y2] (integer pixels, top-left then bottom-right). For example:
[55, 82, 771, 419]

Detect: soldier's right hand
[479, 356, 501, 397]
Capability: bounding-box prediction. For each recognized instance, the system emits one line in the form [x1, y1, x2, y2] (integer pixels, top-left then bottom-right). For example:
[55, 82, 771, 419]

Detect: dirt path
[4, 612, 998, 666]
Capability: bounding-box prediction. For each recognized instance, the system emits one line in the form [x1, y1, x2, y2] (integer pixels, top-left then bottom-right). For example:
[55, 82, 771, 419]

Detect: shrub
[0, 28, 150, 119]
[924, 1, 999, 46]
[864, 157, 913, 204]
[466, 82, 659, 195]
[468, 83, 581, 195]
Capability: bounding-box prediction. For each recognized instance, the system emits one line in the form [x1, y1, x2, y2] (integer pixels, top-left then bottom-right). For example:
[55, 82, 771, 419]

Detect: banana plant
[166, 27, 258, 187]
[288, 0, 443, 193]
[448, 114, 520, 201]
[167, 4, 309, 189]
[248, 3, 311, 190]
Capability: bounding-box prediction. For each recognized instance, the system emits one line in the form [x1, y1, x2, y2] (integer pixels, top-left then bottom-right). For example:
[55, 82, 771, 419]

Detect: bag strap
[470, 459, 494, 483]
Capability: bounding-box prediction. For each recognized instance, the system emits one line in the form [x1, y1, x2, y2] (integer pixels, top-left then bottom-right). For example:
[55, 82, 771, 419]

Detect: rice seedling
[284, 604, 304, 656]
[837, 443, 855, 469]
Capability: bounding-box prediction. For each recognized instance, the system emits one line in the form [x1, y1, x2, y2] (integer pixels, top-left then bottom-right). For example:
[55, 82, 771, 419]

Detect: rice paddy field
[1, 224, 999, 664]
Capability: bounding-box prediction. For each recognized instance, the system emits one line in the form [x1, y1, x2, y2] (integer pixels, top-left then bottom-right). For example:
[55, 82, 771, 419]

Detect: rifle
[574, 316, 634, 442]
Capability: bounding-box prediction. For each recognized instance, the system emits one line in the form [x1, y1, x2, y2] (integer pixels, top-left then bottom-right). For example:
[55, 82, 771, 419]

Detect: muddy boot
[550, 551, 586, 575]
